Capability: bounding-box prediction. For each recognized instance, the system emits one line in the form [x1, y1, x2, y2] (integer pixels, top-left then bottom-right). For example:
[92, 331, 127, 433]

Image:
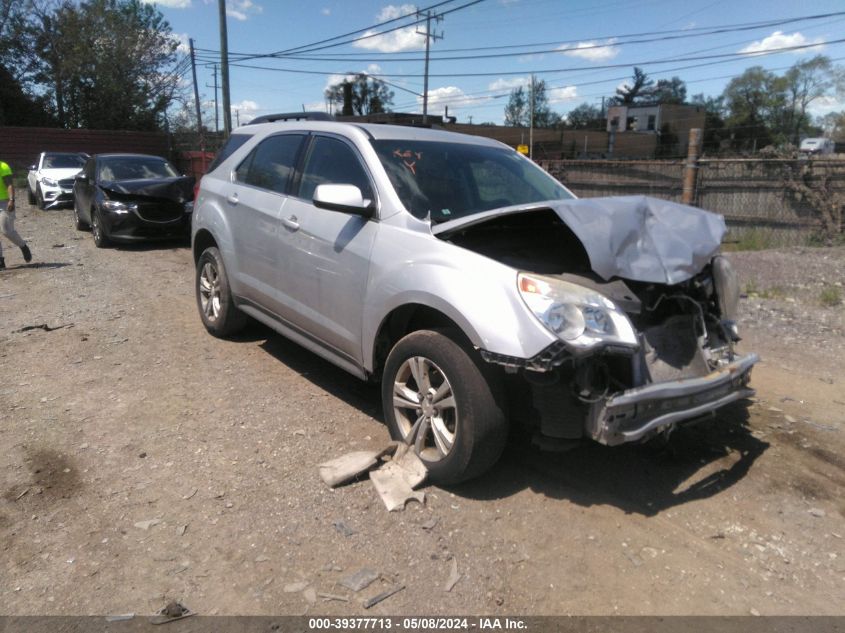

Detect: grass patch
[819, 286, 842, 307]
[724, 229, 779, 252]
[744, 281, 787, 300]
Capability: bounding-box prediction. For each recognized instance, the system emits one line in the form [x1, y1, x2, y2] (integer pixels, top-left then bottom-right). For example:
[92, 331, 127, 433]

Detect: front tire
[196, 246, 247, 337]
[382, 329, 508, 484]
[27, 185, 36, 205]
[91, 208, 110, 248]
[35, 186, 46, 210]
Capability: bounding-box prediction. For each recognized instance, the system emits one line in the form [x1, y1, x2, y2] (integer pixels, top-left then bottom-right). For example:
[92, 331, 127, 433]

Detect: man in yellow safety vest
[0, 160, 32, 270]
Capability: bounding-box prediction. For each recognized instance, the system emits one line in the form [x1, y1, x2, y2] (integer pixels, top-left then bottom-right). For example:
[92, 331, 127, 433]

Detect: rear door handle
[227, 193, 239, 205]
[281, 215, 299, 231]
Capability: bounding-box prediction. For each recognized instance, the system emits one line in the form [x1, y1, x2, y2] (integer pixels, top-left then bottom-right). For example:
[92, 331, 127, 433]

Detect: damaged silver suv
[192, 118, 758, 484]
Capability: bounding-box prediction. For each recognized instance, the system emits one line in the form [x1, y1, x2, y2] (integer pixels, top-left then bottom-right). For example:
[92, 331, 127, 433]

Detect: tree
[503, 77, 561, 127]
[650, 77, 687, 104]
[325, 73, 393, 116]
[19, 0, 180, 130]
[612, 67, 654, 105]
[690, 93, 727, 153]
[819, 111, 845, 141]
[782, 55, 834, 145]
[722, 66, 784, 150]
[565, 102, 603, 129]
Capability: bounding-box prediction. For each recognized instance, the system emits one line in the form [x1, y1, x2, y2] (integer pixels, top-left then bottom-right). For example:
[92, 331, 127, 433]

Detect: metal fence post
[682, 128, 702, 206]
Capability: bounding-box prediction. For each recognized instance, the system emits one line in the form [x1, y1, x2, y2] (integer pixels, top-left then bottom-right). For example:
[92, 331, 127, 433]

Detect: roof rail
[247, 112, 335, 125]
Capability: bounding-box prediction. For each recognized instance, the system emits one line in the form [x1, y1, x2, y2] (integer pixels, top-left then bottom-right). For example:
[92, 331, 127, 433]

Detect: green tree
[782, 55, 834, 145]
[325, 73, 393, 116]
[612, 67, 654, 105]
[503, 77, 560, 127]
[650, 77, 687, 104]
[564, 102, 603, 129]
[23, 0, 180, 130]
[722, 66, 784, 150]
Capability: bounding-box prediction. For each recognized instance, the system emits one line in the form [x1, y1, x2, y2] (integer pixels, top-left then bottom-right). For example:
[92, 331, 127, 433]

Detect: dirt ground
[1, 202, 843, 617]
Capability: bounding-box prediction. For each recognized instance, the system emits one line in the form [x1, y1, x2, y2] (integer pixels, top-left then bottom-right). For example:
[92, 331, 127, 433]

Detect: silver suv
[192, 118, 758, 484]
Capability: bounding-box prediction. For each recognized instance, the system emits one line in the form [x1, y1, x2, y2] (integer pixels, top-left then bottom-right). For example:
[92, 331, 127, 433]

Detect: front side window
[371, 140, 573, 222]
[236, 134, 304, 194]
[298, 136, 373, 202]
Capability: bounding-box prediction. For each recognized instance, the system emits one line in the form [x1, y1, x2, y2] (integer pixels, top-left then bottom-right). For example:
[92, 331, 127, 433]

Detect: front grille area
[135, 200, 184, 223]
[58, 178, 75, 188]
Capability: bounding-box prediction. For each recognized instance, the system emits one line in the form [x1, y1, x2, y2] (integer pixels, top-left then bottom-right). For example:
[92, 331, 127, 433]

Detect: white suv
[191, 116, 757, 483]
[27, 152, 87, 209]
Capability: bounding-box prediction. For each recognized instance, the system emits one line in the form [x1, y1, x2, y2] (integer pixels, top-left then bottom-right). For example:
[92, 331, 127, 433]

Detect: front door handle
[226, 193, 239, 205]
[281, 215, 300, 231]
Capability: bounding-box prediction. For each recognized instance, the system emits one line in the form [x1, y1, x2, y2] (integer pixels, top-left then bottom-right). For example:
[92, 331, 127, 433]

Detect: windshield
[98, 157, 179, 181]
[371, 139, 574, 222]
[43, 154, 86, 169]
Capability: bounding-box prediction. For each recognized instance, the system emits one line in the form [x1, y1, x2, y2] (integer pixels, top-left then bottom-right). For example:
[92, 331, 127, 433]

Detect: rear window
[207, 133, 253, 173]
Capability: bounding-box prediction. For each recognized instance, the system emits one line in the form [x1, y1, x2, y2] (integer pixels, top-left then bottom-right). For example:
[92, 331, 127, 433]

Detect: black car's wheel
[382, 329, 508, 484]
[91, 208, 111, 248]
[196, 246, 247, 337]
[35, 185, 46, 210]
[27, 185, 36, 205]
[73, 197, 89, 230]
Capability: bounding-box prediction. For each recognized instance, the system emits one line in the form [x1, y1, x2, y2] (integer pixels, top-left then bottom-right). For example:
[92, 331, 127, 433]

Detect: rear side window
[298, 136, 373, 201]
[207, 133, 252, 173]
[236, 134, 304, 194]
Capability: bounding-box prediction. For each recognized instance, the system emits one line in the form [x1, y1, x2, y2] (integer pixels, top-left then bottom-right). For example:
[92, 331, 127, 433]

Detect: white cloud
[739, 31, 825, 56]
[416, 86, 489, 115]
[304, 101, 331, 113]
[488, 77, 527, 92]
[321, 7, 331, 15]
[226, 0, 262, 21]
[171, 32, 191, 54]
[231, 99, 259, 124]
[353, 4, 426, 53]
[141, 0, 192, 8]
[808, 95, 845, 117]
[557, 39, 620, 62]
[547, 85, 578, 104]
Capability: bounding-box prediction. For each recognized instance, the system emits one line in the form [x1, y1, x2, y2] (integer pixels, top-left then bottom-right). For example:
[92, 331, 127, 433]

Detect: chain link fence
[540, 158, 845, 247]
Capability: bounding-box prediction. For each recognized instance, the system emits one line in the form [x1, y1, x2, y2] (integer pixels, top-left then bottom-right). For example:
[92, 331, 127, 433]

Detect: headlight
[517, 272, 638, 350]
[41, 177, 58, 187]
[102, 200, 137, 214]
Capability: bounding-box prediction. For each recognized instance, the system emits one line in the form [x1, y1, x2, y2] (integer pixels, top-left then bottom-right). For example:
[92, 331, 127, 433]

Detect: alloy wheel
[199, 261, 222, 322]
[391, 356, 458, 462]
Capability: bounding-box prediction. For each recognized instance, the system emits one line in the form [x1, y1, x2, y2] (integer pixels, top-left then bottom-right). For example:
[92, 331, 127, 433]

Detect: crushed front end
[484, 255, 758, 445]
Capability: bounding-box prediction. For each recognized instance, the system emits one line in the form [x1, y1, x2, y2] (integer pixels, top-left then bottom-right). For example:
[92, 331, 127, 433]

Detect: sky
[144, 0, 845, 128]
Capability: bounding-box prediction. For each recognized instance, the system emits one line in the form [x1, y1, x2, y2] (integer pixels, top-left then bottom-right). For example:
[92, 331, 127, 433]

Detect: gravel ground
[1, 203, 843, 617]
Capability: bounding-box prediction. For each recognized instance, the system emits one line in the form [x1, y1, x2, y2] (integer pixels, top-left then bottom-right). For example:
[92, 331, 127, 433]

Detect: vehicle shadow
[251, 325, 766, 517]
[1, 262, 71, 271]
[456, 401, 767, 517]
[108, 239, 191, 252]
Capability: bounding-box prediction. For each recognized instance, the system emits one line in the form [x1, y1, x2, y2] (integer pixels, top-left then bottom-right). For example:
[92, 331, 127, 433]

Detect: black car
[72, 153, 194, 247]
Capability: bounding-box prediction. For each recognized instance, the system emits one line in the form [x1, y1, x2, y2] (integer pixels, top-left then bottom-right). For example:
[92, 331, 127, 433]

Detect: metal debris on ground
[363, 584, 405, 609]
[369, 443, 427, 511]
[150, 601, 194, 625]
[319, 442, 428, 511]
[339, 568, 380, 592]
[444, 557, 461, 592]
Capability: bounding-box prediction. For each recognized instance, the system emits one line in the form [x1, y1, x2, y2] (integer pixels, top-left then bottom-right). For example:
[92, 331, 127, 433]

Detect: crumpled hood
[433, 196, 726, 285]
[101, 176, 195, 202]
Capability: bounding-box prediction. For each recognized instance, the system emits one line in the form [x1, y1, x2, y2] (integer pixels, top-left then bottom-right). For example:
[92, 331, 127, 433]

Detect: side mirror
[313, 184, 374, 218]
[75, 173, 87, 183]
[29, 164, 36, 171]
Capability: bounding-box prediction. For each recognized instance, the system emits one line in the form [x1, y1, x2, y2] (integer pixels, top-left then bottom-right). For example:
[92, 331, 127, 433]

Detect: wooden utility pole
[417, 10, 443, 125]
[189, 38, 204, 152]
[218, 0, 232, 136]
[682, 128, 703, 205]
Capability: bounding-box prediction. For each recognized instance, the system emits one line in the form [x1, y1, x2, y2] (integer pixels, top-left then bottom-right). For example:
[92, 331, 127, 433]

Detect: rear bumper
[587, 353, 759, 445]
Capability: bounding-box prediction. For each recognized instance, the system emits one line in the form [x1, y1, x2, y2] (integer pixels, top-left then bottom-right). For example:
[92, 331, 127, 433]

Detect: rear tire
[73, 197, 89, 230]
[196, 246, 247, 337]
[382, 329, 508, 484]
